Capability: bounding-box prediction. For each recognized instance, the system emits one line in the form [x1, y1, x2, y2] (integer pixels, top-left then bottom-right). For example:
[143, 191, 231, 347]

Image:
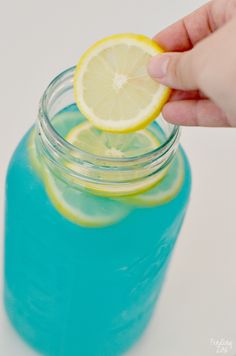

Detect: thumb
[148, 51, 198, 91]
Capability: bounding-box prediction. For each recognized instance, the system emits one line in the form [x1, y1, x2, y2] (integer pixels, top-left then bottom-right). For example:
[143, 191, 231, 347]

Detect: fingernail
[148, 54, 170, 79]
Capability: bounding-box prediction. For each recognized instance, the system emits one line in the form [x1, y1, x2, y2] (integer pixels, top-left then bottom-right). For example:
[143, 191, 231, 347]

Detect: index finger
[153, 0, 233, 51]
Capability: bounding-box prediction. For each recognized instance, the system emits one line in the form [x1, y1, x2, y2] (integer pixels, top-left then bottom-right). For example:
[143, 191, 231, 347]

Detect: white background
[1, 0, 236, 355]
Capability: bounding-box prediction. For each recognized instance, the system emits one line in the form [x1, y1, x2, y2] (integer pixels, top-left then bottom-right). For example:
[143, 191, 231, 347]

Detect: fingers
[154, 2, 212, 51]
[148, 51, 197, 90]
[162, 99, 230, 127]
[170, 90, 207, 102]
[153, 0, 236, 51]
[150, 1, 236, 127]
[149, 16, 236, 117]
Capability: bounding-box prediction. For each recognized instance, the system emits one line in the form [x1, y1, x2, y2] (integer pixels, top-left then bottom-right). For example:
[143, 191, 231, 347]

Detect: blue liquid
[4, 107, 191, 355]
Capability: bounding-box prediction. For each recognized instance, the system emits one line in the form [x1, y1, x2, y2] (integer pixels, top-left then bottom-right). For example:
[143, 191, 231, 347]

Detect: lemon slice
[28, 129, 42, 177]
[43, 169, 131, 227]
[28, 110, 85, 177]
[66, 121, 159, 158]
[74, 33, 171, 133]
[126, 152, 184, 207]
[64, 121, 170, 196]
[51, 108, 85, 138]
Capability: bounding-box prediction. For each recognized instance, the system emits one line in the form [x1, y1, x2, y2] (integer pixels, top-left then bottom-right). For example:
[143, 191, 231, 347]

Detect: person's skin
[148, 0, 236, 127]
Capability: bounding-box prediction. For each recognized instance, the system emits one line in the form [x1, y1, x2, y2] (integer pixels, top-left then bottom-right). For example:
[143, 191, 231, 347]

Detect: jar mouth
[37, 66, 181, 196]
[39, 66, 180, 164]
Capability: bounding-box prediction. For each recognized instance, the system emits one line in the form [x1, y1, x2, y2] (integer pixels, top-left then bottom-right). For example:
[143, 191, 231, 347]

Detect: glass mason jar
[4, 67, 191, 356]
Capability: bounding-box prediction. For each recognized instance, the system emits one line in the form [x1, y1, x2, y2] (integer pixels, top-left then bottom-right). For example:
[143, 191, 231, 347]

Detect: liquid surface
[4, 105, 191, 356]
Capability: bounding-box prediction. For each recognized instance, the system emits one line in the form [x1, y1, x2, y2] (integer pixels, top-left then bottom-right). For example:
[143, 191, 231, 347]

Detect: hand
[148, 0, 236, 127]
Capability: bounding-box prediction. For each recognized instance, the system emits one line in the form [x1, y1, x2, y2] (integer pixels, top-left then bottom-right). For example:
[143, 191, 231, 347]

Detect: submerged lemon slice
[51, 109, 85, 138]
[66, 121, 159, 158]
[126, 152, 185, 207]
[64, 121, 169, 196]
[28, 110, 84, 177]
[74, 33, 171, 133]
[28, 129, 42, 177]
[43, 169, 131, 227]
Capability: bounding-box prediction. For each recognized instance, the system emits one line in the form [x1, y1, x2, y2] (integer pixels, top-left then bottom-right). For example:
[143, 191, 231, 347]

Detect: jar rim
[39, 66, 180, 164]
[37, 66, 181, 196]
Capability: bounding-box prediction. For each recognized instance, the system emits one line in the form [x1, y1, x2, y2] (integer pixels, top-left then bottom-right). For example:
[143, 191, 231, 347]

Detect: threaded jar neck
[36, 66, 180, 196]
